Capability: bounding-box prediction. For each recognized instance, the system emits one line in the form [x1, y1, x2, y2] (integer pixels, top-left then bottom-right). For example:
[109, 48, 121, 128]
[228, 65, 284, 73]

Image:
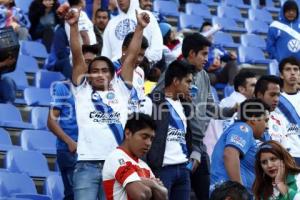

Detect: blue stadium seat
[20, 41, 48, 59]
[43, 174, 64, 200]
[268, 60, 280, 75]
[5, 149, 53, 178]
[217, 5, 245, 22]
[0, 104, 33, 129]
[212, 17, 246, 33]
[185, 3, 212, 19]
[245, 19, 269, 34]
[14, 0, 33, 14]
[224, 0, 251, 9]
[223, 84, 234, 98]
[20, 130, 56, 155]
[241, 34, 266, 50]
[201, 0, 219, 6]
[35, 70, 65, 88]
[0, 171, 51, 200]
[31, 107, 49, 130]
[251, 0, 280, 12]
[179, 13, 204, 30]
[249, 8, 273, 24]
[238, 46, 271, 64]
[16, 55, 39, 74]
[0, 128, 21, 152]
[210, 86, 219, 103]
[153, 1, 179, 17]
[24, 88, 51, 107]
[213, 31, 239, 48]
[3, 70, 29, 90]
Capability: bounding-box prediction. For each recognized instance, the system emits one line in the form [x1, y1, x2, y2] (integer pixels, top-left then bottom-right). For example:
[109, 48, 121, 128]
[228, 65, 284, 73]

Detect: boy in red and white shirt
[103, 113, 168, 200]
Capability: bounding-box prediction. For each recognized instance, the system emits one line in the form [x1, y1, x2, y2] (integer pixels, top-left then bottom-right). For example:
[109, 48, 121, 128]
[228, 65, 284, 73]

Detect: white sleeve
[101, 21, 112, 58]
[140, 96, 153, 116]
[144, 13, 163, 62]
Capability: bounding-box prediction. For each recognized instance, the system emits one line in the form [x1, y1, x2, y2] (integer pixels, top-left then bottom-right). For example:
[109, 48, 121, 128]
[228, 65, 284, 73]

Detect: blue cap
[159, 22, 172, 37]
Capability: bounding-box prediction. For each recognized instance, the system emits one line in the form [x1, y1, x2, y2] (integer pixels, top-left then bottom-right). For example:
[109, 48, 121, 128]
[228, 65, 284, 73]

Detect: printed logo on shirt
[115, 19, 137, 40]
[107, 92, 116, 100]
[89, 111, 121, 124]
[286, 124, 300, 136]
[240, 125, 249, 133]
[167, 126, 185, 143]
[287, 39, 300, 53]
[230, 135, 246, 148]
[118, 158, 125, 165]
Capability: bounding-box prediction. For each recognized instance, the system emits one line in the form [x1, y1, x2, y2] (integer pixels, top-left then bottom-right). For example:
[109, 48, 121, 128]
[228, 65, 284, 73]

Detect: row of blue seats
[0, 171, 63, 200]
[0, 128, 56, 155]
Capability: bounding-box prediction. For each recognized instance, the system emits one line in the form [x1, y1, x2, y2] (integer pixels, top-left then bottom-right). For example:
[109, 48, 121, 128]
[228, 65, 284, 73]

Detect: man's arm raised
[65, 8, 87, 85]
[121, 10, 150, 85]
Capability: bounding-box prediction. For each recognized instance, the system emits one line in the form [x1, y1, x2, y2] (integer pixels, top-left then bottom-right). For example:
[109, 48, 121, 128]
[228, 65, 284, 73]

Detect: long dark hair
[253, 140, 300, 200]
[28, 0, 60, 38]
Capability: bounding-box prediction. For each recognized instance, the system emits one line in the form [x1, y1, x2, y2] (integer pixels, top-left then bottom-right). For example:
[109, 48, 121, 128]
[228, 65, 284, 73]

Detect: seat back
[31, 107, 49, 130]
[218, 6, 244, 21]
[179, 13, 203, 29]
[0, 128, 12, 145]
[20, 130, 56, 154]
[24, 87, 51, 106]
[0, 171, 37, 198]
[185, 3, 211, 18]
[35, 70, 65, 88]
[5, 149, 50, 177]
[153, 1, 179, 17]
[44, 174, 64, 200]
[16, 55, 39, 73]
[245, 19, 268, 34]
[249, 8, 273, 24]
[241, 34, 266, 49]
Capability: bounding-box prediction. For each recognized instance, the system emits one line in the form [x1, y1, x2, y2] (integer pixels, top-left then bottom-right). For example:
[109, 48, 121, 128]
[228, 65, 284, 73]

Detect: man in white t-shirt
[220, 71, 257, 108]
[113, 32, 149, 113]
[255, 75, 300, 165]
[103, 112, 168, 200]
[142, 60, 195, 200]
[65, 0, 97, 45]
[277, 57, 300, 165]
[65, 7, 150, 200]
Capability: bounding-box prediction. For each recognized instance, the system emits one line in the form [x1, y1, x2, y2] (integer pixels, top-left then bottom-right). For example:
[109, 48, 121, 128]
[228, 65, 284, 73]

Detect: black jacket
[146, 91, 193, 172]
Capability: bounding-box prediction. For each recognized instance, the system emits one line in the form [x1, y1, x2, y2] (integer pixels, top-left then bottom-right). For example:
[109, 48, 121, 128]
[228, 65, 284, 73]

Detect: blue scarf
[166, 101, 188, 156]
[91, 90, 124, 145]
[278, 95, 300, 125]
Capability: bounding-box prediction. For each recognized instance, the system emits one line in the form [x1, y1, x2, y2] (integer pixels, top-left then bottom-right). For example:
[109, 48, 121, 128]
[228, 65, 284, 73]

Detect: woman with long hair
[253, 140, 300, 199]
[28, 0, 60, 52]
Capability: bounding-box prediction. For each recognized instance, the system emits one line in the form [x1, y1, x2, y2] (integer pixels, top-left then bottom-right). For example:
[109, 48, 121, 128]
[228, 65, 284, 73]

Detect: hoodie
[102, 0, 163, 62]
[266, 0, 300, 62]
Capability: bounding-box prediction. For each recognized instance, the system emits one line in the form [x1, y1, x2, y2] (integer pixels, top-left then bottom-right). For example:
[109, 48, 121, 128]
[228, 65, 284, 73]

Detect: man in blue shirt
[210, 98, 270, 194]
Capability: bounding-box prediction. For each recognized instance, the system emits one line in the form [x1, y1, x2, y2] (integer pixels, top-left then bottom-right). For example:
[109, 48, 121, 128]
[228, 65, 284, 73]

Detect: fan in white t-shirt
[103, 113, 167, 200]
[65, 7, 151, 199]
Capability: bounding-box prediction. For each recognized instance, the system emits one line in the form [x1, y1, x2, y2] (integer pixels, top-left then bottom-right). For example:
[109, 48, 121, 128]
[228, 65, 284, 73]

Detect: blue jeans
[0, 76, 16, 103]
[73, 161, 106, 200]
[156, 163, 191, 200]
[57, 150, 77, 200]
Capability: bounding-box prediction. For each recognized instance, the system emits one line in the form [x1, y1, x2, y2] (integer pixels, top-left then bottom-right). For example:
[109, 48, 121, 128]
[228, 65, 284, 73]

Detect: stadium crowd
[1, 0, 300, 200]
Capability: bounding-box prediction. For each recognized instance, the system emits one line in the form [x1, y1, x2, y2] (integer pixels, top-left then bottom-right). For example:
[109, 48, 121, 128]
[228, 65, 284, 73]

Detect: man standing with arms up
[65, 6, 150, 199]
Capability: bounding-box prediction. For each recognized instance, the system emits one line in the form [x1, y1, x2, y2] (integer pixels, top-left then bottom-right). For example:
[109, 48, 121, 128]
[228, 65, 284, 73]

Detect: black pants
[191, 152, 210, 200]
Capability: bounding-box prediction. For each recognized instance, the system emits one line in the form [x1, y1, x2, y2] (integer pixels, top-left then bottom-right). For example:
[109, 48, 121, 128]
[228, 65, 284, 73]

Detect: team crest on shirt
[118, 158, 125, 165]
[240, 125, 249, 133]
[287, 39, 300, 53]
[107, 92, 115, 100]
[115, 19, 137, 40]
